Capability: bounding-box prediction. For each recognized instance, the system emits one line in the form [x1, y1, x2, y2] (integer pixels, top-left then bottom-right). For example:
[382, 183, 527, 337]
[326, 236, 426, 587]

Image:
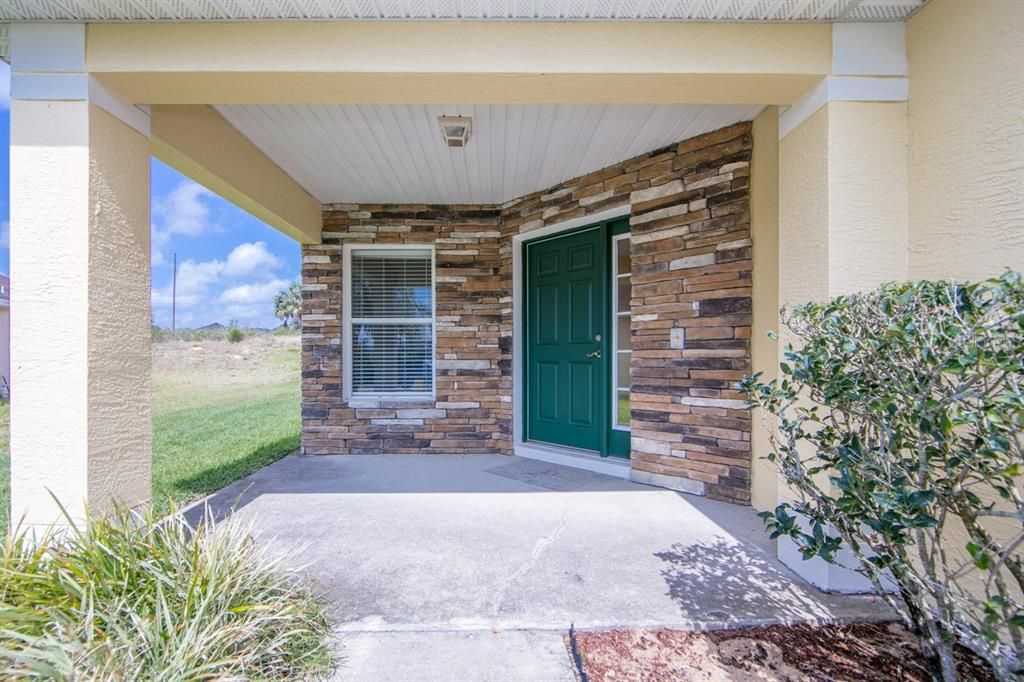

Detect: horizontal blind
[351, 252, 432, 319]
[351, 323, 432, 395]
[349, 249, 433, 397]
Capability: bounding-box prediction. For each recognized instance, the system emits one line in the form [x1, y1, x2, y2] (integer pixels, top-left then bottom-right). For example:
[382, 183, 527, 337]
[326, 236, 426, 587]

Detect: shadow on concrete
[178, 453, 889, 632]
[655, 536, 881, 624]
[183, 453, 652, 526]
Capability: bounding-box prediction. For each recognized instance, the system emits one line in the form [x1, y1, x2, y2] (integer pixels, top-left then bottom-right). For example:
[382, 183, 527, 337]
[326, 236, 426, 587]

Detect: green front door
[524, 226, 607, 452]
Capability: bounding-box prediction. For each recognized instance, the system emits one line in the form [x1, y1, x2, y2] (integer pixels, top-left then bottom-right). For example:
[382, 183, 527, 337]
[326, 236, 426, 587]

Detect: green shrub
[0, 505, 334, 680]
[741, 272, 1023, 681]
[228, 327, 244, 343]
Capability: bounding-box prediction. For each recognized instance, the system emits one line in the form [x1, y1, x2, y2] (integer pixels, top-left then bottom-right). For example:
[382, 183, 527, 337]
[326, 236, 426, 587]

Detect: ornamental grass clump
[0, 504, 334, 680]
[741, 271, 1023, 681]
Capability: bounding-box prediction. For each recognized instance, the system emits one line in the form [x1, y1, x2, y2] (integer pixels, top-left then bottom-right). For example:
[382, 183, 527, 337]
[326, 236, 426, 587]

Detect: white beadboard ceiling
[215, 103, 765, 205]
[0, 0, 926, 22]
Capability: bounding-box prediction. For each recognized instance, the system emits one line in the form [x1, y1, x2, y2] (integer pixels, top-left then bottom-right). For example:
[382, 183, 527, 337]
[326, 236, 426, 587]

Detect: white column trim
[10, 23, 150, 138]
[9, 23, 85, 72]
[831, 23, 907, 77]
[778, 76, 908, 140]
[10, 73, 89, 101]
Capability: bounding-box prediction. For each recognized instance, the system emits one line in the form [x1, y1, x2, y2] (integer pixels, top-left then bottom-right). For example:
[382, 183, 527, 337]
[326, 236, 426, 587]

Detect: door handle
[586, 350, 602, 359]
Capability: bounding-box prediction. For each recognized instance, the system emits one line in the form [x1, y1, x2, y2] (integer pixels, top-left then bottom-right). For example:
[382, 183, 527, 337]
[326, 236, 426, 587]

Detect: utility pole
[172, 252, 177, 333]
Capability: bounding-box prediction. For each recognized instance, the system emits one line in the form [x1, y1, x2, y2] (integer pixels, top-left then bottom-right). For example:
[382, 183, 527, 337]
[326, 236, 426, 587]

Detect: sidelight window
[611, 234, 631, 430]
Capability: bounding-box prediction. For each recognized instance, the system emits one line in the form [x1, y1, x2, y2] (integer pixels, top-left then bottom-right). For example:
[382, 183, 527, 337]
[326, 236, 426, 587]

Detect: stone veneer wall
[302, 122, 753, 503]
[301, 205, 510, 455]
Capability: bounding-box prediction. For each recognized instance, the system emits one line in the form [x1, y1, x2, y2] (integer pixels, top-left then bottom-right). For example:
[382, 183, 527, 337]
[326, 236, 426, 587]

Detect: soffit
[214, 102, 764, 204]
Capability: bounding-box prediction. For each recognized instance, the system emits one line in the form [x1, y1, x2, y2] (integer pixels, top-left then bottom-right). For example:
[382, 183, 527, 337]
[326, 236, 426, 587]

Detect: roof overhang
[0, 0, 927, 60]
[0, 0, 927, 22]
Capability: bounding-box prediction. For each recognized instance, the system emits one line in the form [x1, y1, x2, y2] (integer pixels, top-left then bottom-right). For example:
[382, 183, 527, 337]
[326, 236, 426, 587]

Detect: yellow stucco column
[771, 23, 910, 590]
[9, 24, 152, 528]
[780, 99, 909, 302]
[749, 107, 780, 513]
[775, 99, 908, 591]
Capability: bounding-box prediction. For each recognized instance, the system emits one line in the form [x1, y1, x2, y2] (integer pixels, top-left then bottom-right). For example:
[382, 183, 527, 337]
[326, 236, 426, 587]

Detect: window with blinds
[344, 247, 434, 398]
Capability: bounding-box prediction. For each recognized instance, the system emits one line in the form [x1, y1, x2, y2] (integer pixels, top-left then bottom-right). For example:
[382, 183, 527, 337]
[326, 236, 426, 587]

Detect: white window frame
[343, 243, 436, 401]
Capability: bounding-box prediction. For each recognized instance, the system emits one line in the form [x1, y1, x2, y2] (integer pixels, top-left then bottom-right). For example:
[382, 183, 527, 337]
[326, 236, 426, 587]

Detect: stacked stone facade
[302, 122, 753, 503]
[302, 205, 509, 455]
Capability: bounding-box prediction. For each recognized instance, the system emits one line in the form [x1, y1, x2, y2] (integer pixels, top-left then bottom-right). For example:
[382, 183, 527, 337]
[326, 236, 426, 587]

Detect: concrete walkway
[187, 454, 888, 681]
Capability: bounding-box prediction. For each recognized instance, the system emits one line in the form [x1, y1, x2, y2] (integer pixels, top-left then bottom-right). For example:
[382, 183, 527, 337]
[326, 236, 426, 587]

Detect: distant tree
[274, 282, 303, 329]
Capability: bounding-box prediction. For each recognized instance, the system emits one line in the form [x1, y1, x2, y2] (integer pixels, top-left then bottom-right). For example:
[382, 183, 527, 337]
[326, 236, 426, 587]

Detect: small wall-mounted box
[670, 327, 686, 350]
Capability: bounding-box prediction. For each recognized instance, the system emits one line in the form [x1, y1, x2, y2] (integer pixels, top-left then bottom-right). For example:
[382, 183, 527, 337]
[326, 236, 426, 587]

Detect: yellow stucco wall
[907, 0, 1023, 600]
[773, 99, 908, 515]
[772, 10, 1019, 584]
[779, 107, 830, 306]
[750, 106, 780, 512]
[906, 0, 1024, 279]
[86, 104, 152, 516]
[827, 100, 908, 292]
[775, 107, 832, 512]
[778, 101, 908, 304]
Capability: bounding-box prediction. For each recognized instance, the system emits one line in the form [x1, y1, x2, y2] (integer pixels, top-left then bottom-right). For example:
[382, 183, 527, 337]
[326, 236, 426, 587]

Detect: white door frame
[510, 204, 632, 478]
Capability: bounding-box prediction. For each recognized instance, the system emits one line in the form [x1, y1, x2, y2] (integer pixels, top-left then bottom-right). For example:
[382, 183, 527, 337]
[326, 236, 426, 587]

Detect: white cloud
[224, 241, 282, 278]
[155, 181, 214, 238]
[151, 241, 293, 328]
[220, 278, 290, 305]
[151, 180, 216, 267]
[151, 242, 168, 268]
[151, 258, 223, 310]
[177, 258, 226, 295]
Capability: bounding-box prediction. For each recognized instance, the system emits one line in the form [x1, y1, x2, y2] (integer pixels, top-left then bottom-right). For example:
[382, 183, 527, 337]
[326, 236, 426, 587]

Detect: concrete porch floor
[186, 454, 889, 681]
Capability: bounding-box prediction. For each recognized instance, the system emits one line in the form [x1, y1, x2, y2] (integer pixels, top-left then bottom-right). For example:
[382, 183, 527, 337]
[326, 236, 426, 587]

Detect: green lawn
[0, 335, 301, 529]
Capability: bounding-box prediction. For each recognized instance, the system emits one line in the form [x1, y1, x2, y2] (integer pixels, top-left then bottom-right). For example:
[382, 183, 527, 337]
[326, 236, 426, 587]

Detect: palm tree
[274, 281, 303, 328]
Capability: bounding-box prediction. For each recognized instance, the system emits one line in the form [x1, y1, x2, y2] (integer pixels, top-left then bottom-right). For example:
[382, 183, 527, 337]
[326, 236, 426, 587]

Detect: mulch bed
[566, 621, 997, 681]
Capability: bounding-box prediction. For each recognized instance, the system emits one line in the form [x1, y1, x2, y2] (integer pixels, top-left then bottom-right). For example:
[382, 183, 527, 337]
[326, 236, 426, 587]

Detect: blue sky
[0, 62, 300, 330]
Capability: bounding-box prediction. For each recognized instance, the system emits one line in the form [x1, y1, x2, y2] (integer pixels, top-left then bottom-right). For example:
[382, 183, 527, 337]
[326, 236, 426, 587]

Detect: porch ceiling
[214, 103, 764, 205]
[0, 0, 926, 22]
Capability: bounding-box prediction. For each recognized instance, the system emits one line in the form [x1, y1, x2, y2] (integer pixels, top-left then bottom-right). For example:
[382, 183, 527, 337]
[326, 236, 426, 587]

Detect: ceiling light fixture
[438, 115, 472, 148]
